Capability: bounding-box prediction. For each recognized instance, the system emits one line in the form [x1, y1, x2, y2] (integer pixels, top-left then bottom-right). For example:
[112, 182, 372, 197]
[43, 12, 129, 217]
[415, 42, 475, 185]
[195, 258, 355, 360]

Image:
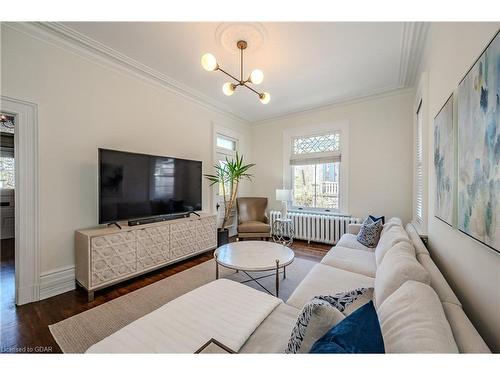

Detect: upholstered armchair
[236, 197, 271, 240]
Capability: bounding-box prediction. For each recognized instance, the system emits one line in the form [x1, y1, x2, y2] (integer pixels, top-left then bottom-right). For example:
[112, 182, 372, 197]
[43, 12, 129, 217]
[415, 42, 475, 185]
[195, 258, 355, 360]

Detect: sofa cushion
[377, 280, 459, 353]
[286, 264, 374, 310]
[237, 221, 271, 233]
[321, 246, 377, 277]
[416, 253, 461, 306]
[347, 223, 362, 235]
[357, 216, 383, 248]
[337, 233, 372, 252]
[405, 223, 430, 256]
[309, 301, 385, 354]
[380, 218, 403, 236]
[386, 217, 403, 226]
[375, 225, 410, 266]
[441, 302, 491, 353]
[374, 242, 430, 308]
[285, 288, 371, 353]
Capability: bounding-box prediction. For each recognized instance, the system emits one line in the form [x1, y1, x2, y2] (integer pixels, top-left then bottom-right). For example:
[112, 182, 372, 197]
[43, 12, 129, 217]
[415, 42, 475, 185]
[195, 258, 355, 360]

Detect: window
[216, 135, 236, 151]
[215, 134, 237, 197]
[290, 132, 341, 211]
[415, 100, 424, 224]
[293, 133, 340, 155]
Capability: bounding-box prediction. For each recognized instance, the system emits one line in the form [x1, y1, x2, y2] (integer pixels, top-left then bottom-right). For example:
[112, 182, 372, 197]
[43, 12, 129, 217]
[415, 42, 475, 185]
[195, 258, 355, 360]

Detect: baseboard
[39, 265, 76, 300]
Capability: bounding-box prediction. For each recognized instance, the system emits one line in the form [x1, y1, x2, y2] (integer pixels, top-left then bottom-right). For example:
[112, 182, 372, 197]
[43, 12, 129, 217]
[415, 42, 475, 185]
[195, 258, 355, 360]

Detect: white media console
[75, 212, 217, 301]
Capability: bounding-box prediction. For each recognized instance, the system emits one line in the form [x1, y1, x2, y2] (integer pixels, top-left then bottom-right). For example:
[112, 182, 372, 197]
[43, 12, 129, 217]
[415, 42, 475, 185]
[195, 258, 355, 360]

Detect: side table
[272, 218, 294, 246]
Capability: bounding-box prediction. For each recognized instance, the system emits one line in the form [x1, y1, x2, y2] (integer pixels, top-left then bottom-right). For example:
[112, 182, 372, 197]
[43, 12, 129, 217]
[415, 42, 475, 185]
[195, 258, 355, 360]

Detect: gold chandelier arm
[209, 40, 265, 100]
[218, 67, 240, 84]
[242, 82, 262, 97]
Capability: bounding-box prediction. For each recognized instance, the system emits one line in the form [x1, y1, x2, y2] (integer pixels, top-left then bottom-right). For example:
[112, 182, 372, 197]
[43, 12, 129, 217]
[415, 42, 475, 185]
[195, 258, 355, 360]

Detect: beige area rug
[49, 257, 316, 353]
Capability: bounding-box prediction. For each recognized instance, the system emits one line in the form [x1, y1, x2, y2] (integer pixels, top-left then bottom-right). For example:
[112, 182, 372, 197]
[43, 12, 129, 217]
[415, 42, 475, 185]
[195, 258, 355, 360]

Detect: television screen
[98, 148, 202, 224]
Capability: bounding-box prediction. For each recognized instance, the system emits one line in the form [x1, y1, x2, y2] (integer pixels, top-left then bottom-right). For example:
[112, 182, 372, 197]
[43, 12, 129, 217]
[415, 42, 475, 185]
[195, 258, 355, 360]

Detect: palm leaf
[204, 152, 255, 230]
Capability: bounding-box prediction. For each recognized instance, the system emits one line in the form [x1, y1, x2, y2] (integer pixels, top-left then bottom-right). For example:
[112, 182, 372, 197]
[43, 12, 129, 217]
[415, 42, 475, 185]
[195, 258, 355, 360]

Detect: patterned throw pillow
[369, 215, 385, 225]
[285, 288, 372, 354]
[357, 216, 383, 248]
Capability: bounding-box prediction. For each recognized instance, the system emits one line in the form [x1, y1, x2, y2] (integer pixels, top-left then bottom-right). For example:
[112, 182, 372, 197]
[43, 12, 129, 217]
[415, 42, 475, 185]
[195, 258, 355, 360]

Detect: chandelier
[201, 40, 270, 104]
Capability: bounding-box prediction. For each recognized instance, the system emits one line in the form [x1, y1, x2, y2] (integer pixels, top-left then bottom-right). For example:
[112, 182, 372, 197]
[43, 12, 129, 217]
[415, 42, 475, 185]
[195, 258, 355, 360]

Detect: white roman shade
[290, 132, 341, 165]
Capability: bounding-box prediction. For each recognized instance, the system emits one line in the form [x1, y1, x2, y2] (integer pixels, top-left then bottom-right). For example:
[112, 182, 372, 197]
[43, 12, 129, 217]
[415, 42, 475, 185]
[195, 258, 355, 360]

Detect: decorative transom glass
[292, 132, 340, 155]
[217, 135, 236, 151]
[0, 114, 15, 134]
[0, 157, 15, 189]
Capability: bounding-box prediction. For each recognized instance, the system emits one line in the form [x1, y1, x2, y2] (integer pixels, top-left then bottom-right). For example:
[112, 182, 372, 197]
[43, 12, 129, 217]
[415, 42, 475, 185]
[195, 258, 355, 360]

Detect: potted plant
[204, 152, 255, 246]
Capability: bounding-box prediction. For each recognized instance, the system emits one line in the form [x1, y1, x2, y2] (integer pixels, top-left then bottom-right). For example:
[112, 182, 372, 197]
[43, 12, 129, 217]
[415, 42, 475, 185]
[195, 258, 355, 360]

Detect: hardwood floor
[0, 237, 330, 353]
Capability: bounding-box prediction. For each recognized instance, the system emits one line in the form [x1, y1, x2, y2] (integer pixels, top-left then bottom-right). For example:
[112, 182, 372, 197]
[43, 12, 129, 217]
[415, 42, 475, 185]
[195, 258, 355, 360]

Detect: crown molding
[3, 22, 250, 124]
[252, 86, 415, 126]
[398, 22, 430, 87]
[4, 22, 426, 126]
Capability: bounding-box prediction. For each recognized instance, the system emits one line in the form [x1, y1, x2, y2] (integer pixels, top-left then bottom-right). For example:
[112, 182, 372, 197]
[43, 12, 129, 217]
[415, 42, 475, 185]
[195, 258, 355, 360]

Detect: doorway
[212, 125, 243, 237]
[1, 113, 16, 320]
[0, 96, 39, 306]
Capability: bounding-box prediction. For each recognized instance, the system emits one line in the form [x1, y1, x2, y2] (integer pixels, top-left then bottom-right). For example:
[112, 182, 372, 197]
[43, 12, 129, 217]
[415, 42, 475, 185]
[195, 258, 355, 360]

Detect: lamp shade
[276, 189, 292, 202]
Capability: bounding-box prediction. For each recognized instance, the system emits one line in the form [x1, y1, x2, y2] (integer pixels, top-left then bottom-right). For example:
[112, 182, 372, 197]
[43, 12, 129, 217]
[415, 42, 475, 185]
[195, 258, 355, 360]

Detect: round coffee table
[214, 241, 295, 297]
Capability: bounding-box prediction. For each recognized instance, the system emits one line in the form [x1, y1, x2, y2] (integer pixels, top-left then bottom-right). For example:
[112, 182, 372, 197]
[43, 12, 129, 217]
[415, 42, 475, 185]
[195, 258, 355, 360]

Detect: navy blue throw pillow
[369, 215, 385, 224]
[309, 301, 385, 354]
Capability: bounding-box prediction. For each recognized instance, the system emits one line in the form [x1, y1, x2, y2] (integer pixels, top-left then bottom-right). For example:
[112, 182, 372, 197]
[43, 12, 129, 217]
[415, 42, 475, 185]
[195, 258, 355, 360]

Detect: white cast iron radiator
[270, 211, 361, 245]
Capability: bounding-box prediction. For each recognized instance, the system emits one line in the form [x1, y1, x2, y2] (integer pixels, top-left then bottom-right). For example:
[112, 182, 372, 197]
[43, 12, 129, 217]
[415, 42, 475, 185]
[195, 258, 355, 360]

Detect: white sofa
[87, 218, 491, 353]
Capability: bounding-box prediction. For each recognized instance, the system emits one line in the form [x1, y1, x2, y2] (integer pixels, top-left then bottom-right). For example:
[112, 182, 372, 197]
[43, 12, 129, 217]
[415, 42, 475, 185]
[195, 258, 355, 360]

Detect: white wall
[250, 90, 414, 222]
[1, 26, 252, 275]
[4, 22, 498, 352]
[420, 22, 500, 352]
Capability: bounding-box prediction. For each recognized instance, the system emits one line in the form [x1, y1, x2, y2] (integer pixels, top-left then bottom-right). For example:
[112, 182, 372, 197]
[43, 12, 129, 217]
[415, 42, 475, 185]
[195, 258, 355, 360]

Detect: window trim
[412, 72, 429, 235]
[415, 99, 424, 225]
[282, 122, 349, 215]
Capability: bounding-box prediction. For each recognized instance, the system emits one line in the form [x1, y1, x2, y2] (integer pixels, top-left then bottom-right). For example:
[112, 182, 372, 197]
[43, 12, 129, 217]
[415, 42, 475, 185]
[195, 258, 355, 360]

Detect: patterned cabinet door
[135, 225, 170, 271]
[193, 216, 217, 252]
[170, 221, 197, 258]
[91, 231, 136, 287]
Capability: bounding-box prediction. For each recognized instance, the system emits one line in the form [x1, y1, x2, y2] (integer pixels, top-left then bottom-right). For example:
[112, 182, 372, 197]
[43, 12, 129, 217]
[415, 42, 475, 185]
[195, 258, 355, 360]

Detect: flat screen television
[98, 148, 202, 224]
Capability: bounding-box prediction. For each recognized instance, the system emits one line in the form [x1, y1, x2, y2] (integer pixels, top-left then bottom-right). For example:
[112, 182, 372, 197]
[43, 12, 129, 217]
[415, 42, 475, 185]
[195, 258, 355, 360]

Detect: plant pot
[217, 228, 229, 247]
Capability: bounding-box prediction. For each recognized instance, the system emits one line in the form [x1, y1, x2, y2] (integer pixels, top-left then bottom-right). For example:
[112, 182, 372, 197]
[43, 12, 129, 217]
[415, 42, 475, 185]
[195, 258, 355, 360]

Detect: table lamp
[275, 189, 293, 219]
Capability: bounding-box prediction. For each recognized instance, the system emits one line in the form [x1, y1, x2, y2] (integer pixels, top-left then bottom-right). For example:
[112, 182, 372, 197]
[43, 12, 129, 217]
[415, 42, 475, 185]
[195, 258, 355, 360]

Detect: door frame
[1, 96, 40, 305]
[211, 123, 242, 236]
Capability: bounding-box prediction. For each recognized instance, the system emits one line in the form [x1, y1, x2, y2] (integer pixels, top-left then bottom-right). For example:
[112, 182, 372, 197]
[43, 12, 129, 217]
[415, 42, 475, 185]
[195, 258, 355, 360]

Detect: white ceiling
[59, 22, 427, 123]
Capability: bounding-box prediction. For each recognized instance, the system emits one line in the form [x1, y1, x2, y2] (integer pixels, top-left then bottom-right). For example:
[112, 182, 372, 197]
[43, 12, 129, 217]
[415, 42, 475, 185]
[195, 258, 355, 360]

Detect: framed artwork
[434, 94, 454, 226]
[457, 30, 500, 253]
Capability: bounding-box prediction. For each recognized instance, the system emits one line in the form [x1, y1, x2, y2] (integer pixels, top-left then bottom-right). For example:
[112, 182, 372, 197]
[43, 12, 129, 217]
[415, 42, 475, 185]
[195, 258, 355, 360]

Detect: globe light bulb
[222, 82, 235, 96]
[201, 53, 218, 71]
[250, 69, 264, 84]
[259, 92, 271, 104]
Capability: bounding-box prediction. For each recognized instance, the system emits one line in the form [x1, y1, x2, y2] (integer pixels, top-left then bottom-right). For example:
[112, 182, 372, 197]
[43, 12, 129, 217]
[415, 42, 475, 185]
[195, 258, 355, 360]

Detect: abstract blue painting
[434, 95, 454, 225]
[458, 31, 500, 252]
